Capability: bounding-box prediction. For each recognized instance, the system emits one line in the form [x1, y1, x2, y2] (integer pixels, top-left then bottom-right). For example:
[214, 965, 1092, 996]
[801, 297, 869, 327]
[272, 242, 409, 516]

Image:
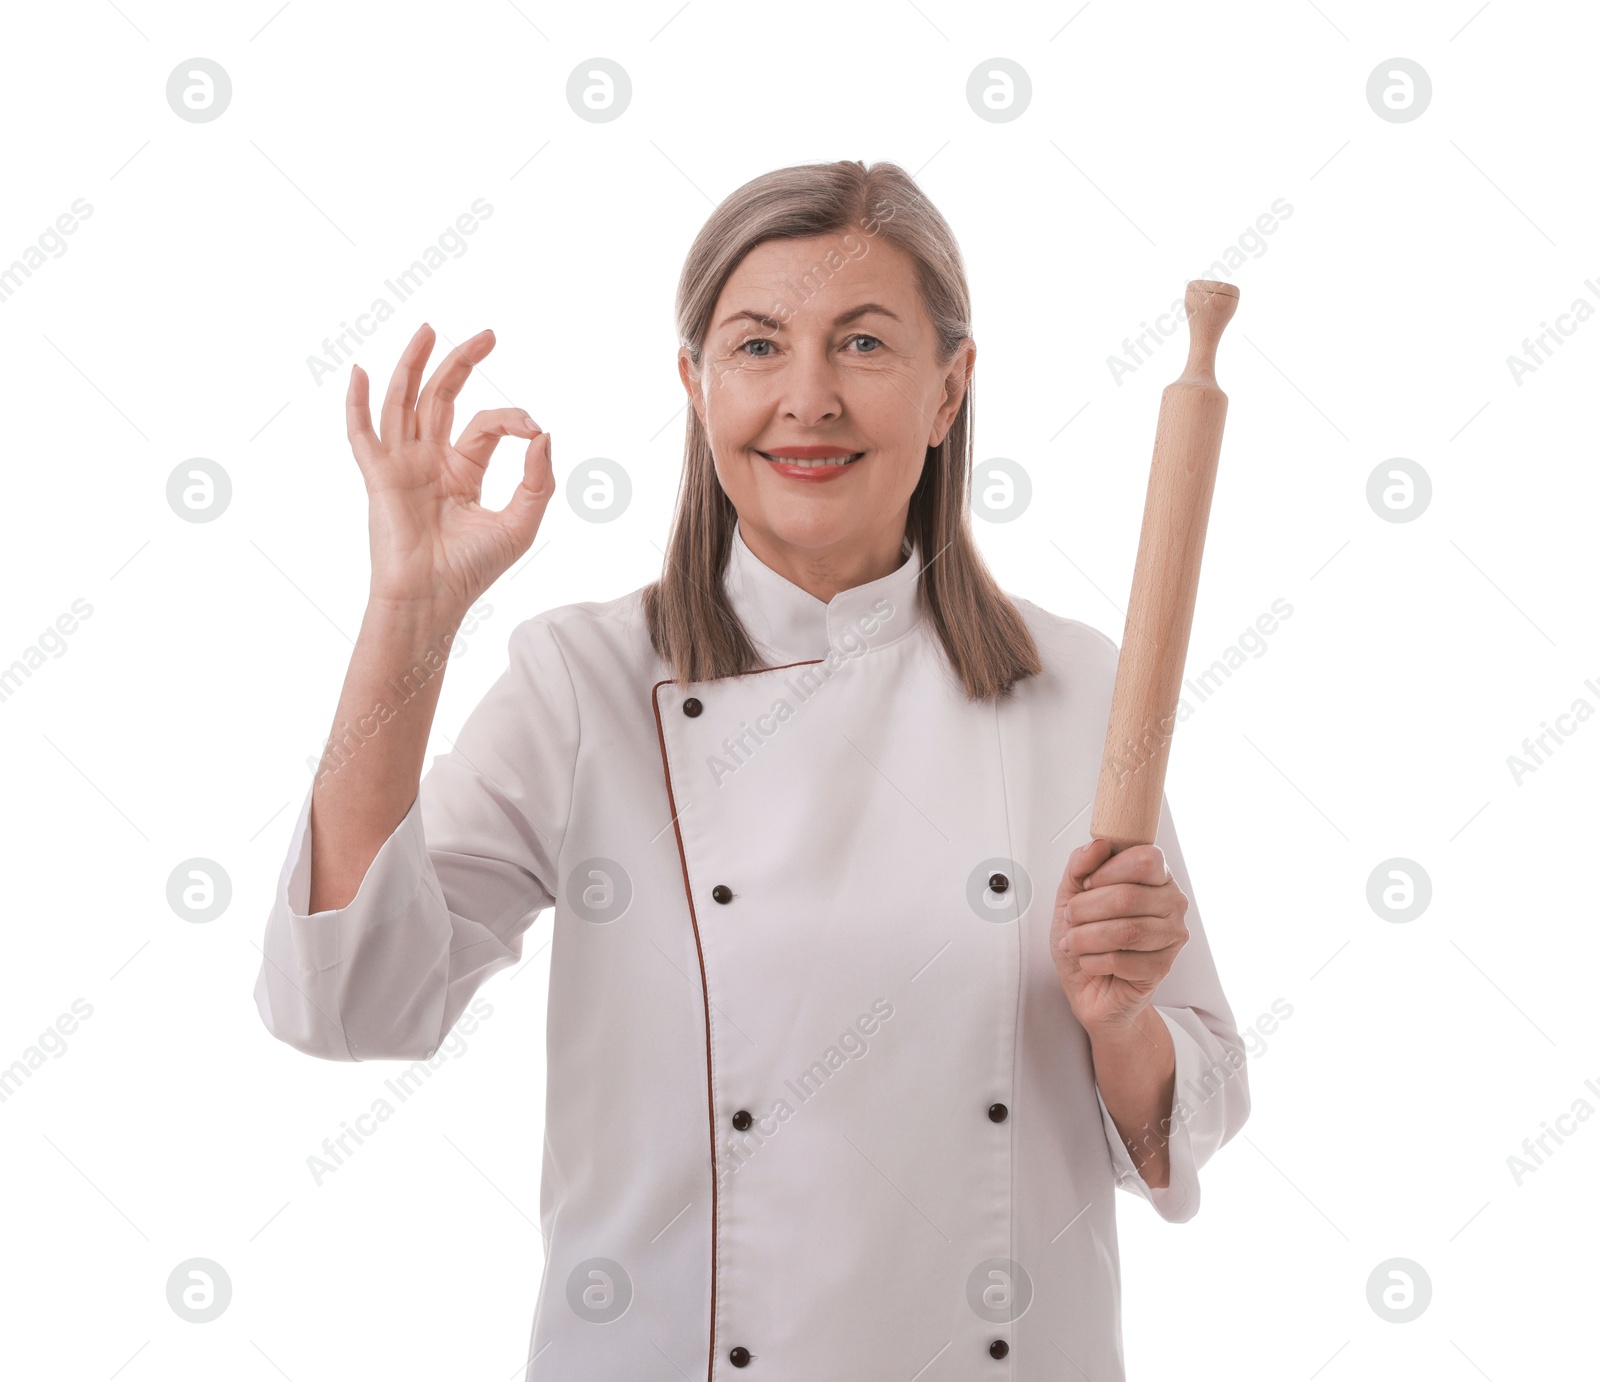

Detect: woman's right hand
[346, 322, 555, 621]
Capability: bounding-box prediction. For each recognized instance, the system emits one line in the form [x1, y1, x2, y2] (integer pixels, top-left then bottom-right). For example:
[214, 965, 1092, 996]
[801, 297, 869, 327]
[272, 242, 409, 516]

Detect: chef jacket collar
[724, 518, 924, 666]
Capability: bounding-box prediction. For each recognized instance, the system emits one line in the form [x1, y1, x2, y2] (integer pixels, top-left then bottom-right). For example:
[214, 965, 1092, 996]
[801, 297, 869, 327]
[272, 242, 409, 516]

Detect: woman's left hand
[1050, 838, 1190, 1036]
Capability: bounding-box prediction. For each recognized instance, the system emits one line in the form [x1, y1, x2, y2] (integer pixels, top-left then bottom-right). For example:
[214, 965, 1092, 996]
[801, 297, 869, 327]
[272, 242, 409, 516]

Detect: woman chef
[254, 159, 1250, 1381]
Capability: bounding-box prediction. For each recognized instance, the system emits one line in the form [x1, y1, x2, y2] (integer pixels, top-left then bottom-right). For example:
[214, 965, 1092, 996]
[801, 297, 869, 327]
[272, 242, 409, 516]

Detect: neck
[738, 518, 910, 603]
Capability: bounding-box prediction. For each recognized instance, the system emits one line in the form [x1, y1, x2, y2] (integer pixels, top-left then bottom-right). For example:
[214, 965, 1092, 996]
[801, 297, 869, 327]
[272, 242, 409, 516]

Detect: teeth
[762, 452, 862, 468]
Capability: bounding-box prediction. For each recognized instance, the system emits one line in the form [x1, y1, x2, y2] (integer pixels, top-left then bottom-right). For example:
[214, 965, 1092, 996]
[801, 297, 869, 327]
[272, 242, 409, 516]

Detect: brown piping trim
[649, 659, 823, 1381]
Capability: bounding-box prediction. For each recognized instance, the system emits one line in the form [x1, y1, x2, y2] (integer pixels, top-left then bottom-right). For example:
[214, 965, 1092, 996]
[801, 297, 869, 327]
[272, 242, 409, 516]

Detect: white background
[1, 1, 1594, 1378]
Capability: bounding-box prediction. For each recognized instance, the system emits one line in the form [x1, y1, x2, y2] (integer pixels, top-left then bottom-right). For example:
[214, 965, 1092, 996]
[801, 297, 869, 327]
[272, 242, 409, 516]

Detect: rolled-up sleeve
[1095, 789, 1251, 1224]
[252, 613, 579, 1063]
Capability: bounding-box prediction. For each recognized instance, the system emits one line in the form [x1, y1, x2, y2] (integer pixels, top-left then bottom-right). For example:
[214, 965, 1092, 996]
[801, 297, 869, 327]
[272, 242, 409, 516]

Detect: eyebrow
[716, 303, 903, 332]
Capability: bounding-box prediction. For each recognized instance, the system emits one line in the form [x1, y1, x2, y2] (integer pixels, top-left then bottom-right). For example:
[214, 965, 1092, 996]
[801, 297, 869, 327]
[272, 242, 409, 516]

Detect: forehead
[713, 233, 922, 324]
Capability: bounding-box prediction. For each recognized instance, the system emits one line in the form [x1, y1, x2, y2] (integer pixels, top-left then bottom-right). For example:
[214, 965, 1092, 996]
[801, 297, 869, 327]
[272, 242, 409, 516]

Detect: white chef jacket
[254, 519, 1250, 1380]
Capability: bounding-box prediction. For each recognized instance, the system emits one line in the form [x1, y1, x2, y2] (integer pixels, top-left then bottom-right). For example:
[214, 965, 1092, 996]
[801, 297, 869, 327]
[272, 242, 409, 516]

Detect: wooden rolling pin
[1090, 280, 1238, 853]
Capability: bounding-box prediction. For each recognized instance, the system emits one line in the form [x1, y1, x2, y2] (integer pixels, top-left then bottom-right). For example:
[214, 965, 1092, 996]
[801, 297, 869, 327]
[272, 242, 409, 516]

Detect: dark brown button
[683, 697, 703, 717]
[988, 1103, 1008, 1122]
[989, 1339, 1009, 1358]
[712, 884, 733, 904]
[732, 1109, 752, 1131]
[989, 872, 1009, 893]
[730, 1345, 751, 1366]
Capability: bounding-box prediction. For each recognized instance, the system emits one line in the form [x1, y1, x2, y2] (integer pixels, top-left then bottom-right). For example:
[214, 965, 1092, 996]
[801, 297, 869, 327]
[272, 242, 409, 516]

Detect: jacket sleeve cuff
[1096, 1005, 1248, 1224]
[252, 778, 432, 1060]
[282, 778, 426, 920]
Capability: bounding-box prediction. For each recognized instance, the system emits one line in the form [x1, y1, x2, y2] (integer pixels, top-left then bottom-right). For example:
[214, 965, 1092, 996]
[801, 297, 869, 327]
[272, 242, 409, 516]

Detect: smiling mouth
[757, 451, 865, 468]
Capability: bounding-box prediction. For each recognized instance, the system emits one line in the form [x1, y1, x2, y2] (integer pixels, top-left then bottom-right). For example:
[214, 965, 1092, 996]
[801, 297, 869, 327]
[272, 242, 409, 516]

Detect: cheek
[853, 367, 936, 429]
[710, 353, 780, 399]
[705, 352, 756, 394]
[702, 380, 761, 439]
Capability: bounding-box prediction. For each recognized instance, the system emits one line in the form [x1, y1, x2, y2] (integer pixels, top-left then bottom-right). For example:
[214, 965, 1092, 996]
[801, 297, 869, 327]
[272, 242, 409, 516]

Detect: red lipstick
[756, 445, 864, 481]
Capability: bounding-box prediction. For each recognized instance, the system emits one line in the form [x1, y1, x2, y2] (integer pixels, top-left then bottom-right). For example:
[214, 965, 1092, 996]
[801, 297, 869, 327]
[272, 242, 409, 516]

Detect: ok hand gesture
[346, 323, 555, 623]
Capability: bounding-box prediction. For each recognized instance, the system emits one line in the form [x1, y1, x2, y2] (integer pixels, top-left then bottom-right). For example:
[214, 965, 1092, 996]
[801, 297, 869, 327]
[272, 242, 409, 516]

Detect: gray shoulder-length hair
[642, 158, 1041, 702]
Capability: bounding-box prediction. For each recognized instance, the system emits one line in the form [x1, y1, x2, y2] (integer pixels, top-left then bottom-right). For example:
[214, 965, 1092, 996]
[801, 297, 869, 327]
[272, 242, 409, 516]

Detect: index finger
[1085, 844, 1170, 890]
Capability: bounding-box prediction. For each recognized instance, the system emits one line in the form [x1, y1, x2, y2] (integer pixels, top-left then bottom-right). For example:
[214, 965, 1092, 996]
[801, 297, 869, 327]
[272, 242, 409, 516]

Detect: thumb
[1060, 837, 1114, 902]
[495, 431, 556, 549]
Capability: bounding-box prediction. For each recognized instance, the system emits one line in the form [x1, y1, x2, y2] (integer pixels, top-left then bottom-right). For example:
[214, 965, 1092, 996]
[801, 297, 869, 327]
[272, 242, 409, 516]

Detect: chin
[743, 504, 860, 554]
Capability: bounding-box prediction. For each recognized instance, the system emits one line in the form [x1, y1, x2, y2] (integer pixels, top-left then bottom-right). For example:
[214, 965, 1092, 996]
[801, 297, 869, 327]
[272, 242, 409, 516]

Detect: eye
[734, 333, 883, 358]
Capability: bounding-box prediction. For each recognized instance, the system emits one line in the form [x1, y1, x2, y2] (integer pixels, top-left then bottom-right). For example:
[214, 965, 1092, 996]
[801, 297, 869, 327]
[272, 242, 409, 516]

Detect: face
[679, 233, 974, 586]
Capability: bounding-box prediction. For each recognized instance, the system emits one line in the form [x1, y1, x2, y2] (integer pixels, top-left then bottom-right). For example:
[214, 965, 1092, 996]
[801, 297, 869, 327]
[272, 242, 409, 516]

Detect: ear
[928, 338, 976, 448]
[678, 346, 707, 431]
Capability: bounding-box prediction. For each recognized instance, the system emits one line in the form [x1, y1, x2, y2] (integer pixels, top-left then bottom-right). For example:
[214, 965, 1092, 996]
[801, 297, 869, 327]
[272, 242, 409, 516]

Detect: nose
[775, 344, 845, 428]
